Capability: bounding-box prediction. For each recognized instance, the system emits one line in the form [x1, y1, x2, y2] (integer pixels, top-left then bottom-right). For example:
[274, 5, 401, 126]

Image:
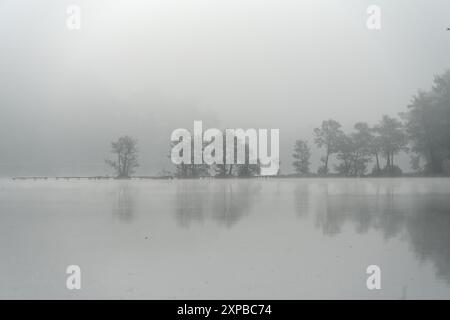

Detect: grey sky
[1, 0, 449, 176]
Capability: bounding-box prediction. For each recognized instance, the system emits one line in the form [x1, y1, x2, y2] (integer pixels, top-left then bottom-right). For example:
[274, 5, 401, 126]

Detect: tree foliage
[292, 139, 311, 174]
[313, 119, 344, 174]
[402, 70, 450, 174]
[106, 136, 139, 178]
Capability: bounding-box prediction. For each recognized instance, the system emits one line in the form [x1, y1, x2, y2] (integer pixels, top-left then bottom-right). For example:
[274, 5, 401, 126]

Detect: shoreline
[9, 174, 450, 181]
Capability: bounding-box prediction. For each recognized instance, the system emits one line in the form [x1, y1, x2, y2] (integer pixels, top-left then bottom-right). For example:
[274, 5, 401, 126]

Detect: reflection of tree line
[406, 196, 450, 281]
[174, 180, 262, 228]
[299, 182, 450, 282]
[110, 179, 450, 282]
[110, 180, 262, 226]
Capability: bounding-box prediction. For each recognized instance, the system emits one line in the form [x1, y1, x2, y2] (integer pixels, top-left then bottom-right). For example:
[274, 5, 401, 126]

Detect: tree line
[105, 134, 261, 178]
[293, 116, 407, 176]
[293, 70, 450, 177]
[105, 70, 450, 178]
[169, 134, 261, 178]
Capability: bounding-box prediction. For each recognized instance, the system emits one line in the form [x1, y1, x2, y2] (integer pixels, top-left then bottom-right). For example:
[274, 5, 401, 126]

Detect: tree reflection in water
[112, 182, 137, 222]
[308, 180, 450, 283]
[174, 179, 261, 228]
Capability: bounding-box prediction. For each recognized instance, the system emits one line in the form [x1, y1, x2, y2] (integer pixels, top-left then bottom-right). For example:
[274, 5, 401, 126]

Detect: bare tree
[106, 136, 139, 178]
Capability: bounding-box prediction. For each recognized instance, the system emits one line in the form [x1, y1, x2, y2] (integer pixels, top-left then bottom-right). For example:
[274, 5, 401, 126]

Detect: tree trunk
[117, 154, 122, 177]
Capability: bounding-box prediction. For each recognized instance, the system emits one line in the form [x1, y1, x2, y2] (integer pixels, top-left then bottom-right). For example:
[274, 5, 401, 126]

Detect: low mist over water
[1, 0, 450, 304]
[1, 178, 449, 299]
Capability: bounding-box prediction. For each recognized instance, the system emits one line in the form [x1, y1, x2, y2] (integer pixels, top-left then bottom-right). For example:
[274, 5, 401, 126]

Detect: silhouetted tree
[314, 119, 344, 174]
[402, 70, 450, 174]
[333, 123, 374, 176]
[375, 115, 407, 174]
[370, 129, 383, 174]
[214, 132, 260, 177]
[171, 139, 210, 178]
[106, 136, 139, 178]
[351, 122, 373, 176]
[292, 139, 311, 174]
[235, 143, 261, 177]
[214, 131, 235, 177]
[334, 134, 354, 176]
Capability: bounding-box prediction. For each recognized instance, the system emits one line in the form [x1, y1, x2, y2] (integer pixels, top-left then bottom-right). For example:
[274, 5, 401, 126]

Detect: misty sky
[1, 0, 450, 176]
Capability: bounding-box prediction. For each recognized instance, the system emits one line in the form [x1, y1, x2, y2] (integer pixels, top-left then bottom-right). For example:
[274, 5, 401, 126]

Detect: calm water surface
[0, 178, 449, 299]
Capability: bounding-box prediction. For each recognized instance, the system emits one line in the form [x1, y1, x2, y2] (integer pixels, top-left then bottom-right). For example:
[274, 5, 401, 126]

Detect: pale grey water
[0, 178, 449, 299]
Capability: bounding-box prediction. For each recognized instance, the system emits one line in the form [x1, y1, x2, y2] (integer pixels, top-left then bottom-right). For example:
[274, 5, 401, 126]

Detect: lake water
[0, 178, 449, 299]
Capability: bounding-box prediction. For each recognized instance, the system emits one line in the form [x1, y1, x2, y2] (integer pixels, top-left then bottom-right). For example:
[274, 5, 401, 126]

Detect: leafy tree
[334, 134, 354, 176]
[370, 131, 383, 174]
[171, 139, 210, 178]
[403, 70, 450, 174]
[235, 139, 261, 177]
[374, 115, 407, 174]
[313, 119, 344, 174]
[213, 132, 260, 177]
[106, 136, 139, 178]
[350, 122, 373, 176]
[214, 132, 236, 177]
[292, 139, 311, 174]
[333, 123, 375, 177]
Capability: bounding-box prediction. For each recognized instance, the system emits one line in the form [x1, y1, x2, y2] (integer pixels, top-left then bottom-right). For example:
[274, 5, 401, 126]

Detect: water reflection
[294, 183, 310, 218]
[406, 196, 450, 281]
[112, 182, 136, 222]
[308, 180, 450, 283]
[175, 181, 206, 227]
[113, 178, 450, 286]
[174, 180, 262, 228]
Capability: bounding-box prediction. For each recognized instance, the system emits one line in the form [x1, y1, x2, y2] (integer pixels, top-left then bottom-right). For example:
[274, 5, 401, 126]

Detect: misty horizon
[2, 0, 450, 304]
[1, 0, 450, 177]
